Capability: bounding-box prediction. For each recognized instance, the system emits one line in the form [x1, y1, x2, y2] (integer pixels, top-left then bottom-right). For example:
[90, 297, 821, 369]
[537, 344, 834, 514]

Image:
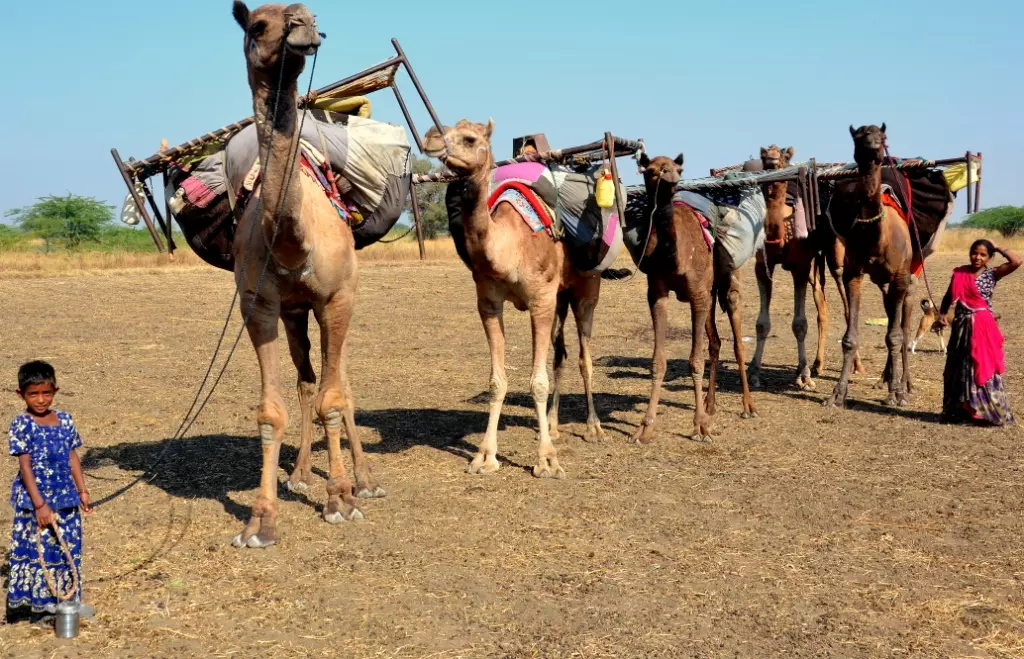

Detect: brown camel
[422, 119, 612, 478]
[825, 124, 915, 408]
[748, 145, 863, 391]
[630, 153, 721, 443]
[229, 1, 383, 549]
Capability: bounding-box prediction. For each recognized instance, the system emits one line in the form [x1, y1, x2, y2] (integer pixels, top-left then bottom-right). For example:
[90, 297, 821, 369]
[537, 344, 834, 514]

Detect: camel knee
[489, 373, 508, 401]
[792, 316, 809, 341]
[315, 389, 346, 427]
[257, 398, 288, 441]
[841, 335, 858, 353]
[531, 371, 550, 401]
[756, 317, 771, 340]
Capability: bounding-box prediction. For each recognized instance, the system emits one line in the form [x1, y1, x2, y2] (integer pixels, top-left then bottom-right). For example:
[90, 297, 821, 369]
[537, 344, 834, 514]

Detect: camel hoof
[630, 425, 655, 445]
[285, 480, 310, 494]
[232, 532, 277, 549]
[688, 434, 713, 444]
[467, 456, 500, 475]
[357, 486, 387, 499]
[532, 463, 566, 479]
[583, 425, 606, 444]
[323, 507, 363, 524]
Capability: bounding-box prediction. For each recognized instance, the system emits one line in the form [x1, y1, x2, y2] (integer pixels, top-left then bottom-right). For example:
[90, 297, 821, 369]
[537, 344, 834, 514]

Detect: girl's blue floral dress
[6, 411, 84, 615]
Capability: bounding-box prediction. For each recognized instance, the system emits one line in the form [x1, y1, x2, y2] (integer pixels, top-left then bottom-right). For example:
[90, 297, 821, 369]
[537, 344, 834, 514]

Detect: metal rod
[162, 171, 176, 257]
[391, 83, 425, 153]
[391, 39, 446, 141]
[974, 151, 982, 212]
[142, 178, 177, 253]
[111, 148, 165, 252]
[413, 136, 645, 185]
[408, 185, 426, 260]
[965, 151, 972, 216]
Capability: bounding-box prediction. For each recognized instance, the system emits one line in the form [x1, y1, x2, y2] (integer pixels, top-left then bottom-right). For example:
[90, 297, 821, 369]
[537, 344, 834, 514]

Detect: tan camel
[630, 153, 720, 443]
[748, 145, 864, 391]
[422, 119, 613, 478]
[229, 1, 383, 549]
[825, 124, 915, 408]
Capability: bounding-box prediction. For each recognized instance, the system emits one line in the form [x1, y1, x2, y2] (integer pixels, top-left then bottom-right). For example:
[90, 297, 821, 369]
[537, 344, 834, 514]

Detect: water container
[595, 169, 615, 208]
[55, 601, 80, 638]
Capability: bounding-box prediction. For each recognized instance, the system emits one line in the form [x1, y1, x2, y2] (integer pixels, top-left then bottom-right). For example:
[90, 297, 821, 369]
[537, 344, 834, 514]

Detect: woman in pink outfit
[939, 239, 1022, 424]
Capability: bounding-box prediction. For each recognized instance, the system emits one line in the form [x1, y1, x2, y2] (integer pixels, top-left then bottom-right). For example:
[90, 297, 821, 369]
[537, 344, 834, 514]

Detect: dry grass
[934, 229, 1024, 254]
[0, 253, 1022, 657]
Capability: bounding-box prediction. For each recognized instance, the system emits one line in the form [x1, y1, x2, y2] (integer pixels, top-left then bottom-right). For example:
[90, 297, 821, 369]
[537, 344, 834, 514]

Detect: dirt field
[1, 253, 1021, 658]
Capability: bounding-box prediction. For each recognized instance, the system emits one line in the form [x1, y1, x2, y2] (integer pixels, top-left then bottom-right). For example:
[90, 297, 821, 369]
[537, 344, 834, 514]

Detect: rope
[93, 41, 319, 508]
[35, 520, 80, 603]
[376, 223, 417, 244]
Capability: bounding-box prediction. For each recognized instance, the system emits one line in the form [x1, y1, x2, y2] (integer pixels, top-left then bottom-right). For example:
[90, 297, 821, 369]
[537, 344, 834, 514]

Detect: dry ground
[0, 251, 1022, 658]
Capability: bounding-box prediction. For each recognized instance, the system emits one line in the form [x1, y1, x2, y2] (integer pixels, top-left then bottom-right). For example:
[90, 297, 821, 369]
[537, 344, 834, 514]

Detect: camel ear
[674, 153, 684, 167]
[483, 119, 494, 140]
[849, 125, 857, 138]
[232, 1, 250, 30]
[784, 146, 794, 160]
[422, 125, 448, 158]
[880, 122, 886, 133]
[638, 153, 650, 168]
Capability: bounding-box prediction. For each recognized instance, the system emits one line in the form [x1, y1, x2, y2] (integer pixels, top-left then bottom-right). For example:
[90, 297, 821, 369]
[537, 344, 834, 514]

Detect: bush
[961, 206, 1024, 238]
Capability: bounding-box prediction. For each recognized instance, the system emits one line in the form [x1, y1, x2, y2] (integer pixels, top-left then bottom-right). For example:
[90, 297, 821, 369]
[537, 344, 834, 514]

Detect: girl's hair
[18, 360, 56, 391]
[970, 239, 995, 257]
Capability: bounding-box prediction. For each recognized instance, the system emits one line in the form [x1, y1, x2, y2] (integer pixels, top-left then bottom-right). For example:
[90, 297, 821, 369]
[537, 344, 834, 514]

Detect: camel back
[820, 163, 955, 261]
[164, 107, 412, 271]
[444, 160, 625, 274]
[622, 173, 767, 271]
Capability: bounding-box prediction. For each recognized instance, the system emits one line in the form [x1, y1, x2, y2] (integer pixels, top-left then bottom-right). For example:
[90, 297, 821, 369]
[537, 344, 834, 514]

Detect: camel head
[233, 2, 322, 86]
[638, 153, 684, 203]
[849, 123, 887, 167]
[423, 119, 494, 177]
[760, 145, 794, 170]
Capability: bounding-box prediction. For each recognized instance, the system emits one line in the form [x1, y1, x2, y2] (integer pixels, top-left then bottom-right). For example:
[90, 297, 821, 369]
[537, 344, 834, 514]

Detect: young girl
[6, 360, 94, 623]
[939, 240, 1022, 425]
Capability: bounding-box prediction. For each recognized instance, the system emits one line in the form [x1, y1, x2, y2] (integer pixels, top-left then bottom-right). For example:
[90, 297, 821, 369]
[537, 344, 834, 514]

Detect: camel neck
[763, 181, 789, 241]
[251, 80, 308, 269]
[461, 168, 494, 241]
[857, 161, 884, 219]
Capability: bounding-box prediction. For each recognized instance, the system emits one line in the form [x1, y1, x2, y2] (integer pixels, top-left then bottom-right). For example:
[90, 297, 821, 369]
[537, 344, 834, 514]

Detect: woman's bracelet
[33, 501, 46, 510]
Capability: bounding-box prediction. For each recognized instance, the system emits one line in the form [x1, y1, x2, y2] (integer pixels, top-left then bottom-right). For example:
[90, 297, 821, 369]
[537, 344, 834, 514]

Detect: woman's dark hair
[970, 239, 995, 257]
[18, 360, 56, 391]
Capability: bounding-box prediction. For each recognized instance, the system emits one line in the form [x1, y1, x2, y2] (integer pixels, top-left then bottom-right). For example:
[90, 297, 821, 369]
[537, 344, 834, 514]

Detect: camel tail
[601, 267, 633, 280]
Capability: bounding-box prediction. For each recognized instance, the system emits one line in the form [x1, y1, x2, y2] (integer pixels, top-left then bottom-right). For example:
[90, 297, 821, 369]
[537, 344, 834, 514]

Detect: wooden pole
[111, 148, 164, 252]
[409, 186, 426, 260]
[974, 151, 982, 213]
[965, 151, 973, 217]
[159, 138, 176, 261]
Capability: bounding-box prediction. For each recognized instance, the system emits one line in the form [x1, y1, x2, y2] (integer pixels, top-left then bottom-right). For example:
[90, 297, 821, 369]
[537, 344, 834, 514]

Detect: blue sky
[2, 0, 1020, 228]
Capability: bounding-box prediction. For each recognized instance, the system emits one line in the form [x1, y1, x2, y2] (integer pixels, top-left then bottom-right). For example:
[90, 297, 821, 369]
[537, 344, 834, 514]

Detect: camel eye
[464, 136, 477, 146]
[249, 20, 267, 38]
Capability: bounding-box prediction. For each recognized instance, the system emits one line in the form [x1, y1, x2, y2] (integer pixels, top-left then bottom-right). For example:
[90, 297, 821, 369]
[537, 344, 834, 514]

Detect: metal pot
[54, 601, 80, 638]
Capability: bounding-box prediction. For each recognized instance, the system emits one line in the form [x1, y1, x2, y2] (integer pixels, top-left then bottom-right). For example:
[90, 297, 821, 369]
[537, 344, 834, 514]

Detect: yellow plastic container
[595, 169, 615, 208]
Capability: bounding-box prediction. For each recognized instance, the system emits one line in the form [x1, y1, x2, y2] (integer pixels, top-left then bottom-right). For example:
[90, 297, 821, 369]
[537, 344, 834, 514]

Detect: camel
[825, 124, 915, 408]
[422, 119, 616, 478]
[630, 153, 721, 443]
[229, 1, 384, 549]
[747, 145, 864, 391]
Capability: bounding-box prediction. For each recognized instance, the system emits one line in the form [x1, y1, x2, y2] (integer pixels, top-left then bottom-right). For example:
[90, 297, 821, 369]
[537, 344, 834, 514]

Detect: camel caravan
[110, 2, 982, 546]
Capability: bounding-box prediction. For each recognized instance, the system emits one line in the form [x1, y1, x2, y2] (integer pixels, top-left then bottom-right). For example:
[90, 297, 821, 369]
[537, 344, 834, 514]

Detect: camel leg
[233, 303, 287, 549]
[704, 294, 722, 419]
[748, 253, 773, 389]
[282, 311, 316, 494]
[571, 281, 605, 443]
[720, 271, 757, 418]
[811, 257, 828, 376]
[469, 289, 505, 475]
[829, 245, 865, 375]
[530, 294, 564, 478]
[313, 297, 369, 523]
[880, 281, 907, 407]
[825, 269, 864, 408]
[546, 291, 571, 442]
[632, 280, 669, 445]
[792, 261, 815, 391]
[688, 295, 714, 442]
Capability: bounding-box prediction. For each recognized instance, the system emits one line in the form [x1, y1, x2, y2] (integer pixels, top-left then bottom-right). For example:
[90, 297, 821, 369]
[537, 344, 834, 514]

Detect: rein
[35, 520, 80, 602]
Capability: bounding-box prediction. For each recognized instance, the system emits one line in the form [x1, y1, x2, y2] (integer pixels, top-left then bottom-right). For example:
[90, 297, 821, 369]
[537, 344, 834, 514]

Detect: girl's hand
[35, 503, 54, 528]
[80, 491, 93, 515]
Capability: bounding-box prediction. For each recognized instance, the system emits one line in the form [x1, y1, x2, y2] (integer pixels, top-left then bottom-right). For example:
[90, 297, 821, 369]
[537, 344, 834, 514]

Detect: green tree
[5, 194, 114, 252]
[406, 157, 450, 240]
[961, 205, 1024, 238]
